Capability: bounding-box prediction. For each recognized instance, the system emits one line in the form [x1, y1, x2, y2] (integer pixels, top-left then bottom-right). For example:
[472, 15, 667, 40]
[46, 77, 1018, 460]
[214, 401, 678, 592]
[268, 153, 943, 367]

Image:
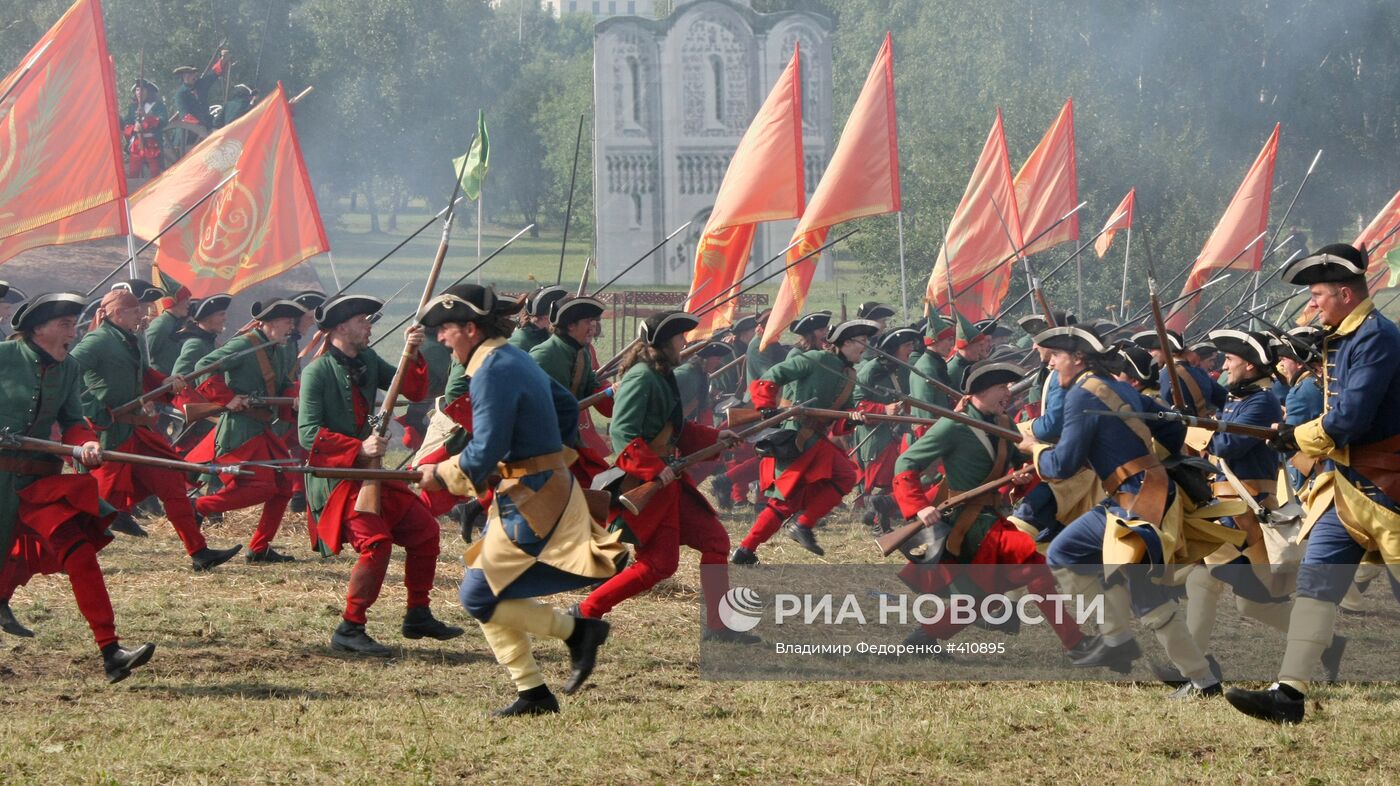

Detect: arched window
[709, 54, 724, 124]
[627, 56, 642, 126]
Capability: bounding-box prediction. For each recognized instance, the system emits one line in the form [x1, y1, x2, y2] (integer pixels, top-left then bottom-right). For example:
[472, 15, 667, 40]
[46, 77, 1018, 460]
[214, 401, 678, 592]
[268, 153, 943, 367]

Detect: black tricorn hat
[876, 326, 921, 354]
[0, 283, 23, 304]
[973, 318, 1009, 338]
[550, 295, 605, 327]
[12, 292, 86, 333]
[1207, 329, 1274, 369]
[731, 315, 758, 335]
[1272, 325, 1324, 364]
[316, 294, 383, 331]
[191, 293, 232, 321]
[251, 299, 308, 322]
[418, 284, 523, 328]
[114, 279, 162, 303]
[1282, 243, 1369, 286]
[856, 301, 897, 321]
[1130, 329, 1185, 354]
[1033, 325, 1112, 356]
[639, 310, 699, 347]
[1118, 343, 1158, 384]
[688, 340, 734, 360]
[172, 65, 197, 76]
[789, 310, 832, 336]
[1017, 311, 1076, 336]
[291, 290, 327, 311]
[1187, 340, 1218, 359]
[962, 360, 1025, 395]
[525, 285, 570, 318]
[829, 319, 882, 346]
[131, 78, 158, 93]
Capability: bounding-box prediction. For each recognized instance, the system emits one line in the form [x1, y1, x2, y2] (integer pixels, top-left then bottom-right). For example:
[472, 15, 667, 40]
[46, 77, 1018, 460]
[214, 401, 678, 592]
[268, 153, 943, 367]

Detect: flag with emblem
[0, 0, 128, 265]
[129, 83, 329, 298]
[762, 34, 900, 349]
[683, 47, 805, 338]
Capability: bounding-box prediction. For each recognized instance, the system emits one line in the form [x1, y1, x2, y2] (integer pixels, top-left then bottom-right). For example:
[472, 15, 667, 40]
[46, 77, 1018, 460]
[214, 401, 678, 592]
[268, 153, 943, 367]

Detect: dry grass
[4, 484, 1400, 786]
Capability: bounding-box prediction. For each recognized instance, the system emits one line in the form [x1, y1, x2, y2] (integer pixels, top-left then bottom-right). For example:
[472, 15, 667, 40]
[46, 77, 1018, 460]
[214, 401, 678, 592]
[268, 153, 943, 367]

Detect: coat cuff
[749, 379, 780, 409]
[616, 436, 668, 481]
[399, 353, 430, 402]
[1295, 418, 1334, 457]
[1031, 443, 1054, 479]
[437, 455, 480, 498]
[593, 386, 615, 418]
[310, 427, 362, 469]
[677, 422, 719, 454]
[892, 470, 929, 519]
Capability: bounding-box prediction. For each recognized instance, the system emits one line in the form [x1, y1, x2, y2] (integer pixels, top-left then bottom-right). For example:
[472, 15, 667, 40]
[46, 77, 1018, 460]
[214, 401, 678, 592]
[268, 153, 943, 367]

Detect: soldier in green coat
[887, 361, 1089, 656]
[0, 293, 157, 683]
[188, 298, 306, 563]
[529, 295, 612, 483]
[732, 319, 877, 562]
[853, 327, 920, 532]
[146, 271, 193, 375]
[170, 294, 232, 453]
[297, 295, 462, 656]
[674, 341, 732, 424]
[511, 285, 569, 353]
[744, 308, 790, 398]
[69, 289, 241, 571]
[911, 309, 956, 410]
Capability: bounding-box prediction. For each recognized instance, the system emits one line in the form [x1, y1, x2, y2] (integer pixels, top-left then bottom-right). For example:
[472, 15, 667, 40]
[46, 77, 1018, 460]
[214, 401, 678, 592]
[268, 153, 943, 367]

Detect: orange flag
[1095, 188, 1136, 258]
[1357, 189, 1400, 291]
[1014, 98, 1079, 257]
[762, 34, 900, 349]
[129, 84, 328, 298]
[1167, 124, 1279, 332]
[0, 0, 128, 265]
[683, 48, 805, 337]
[925, 109, 1024, 321]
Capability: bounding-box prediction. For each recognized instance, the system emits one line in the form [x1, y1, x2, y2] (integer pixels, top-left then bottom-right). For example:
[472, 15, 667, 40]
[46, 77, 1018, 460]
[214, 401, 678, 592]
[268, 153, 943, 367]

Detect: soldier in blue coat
[1228, 243, 1400, 723]
[1132, 329, 1228, 416]
[1018, 326, 1222, 699]
[415, 284, 625, 717]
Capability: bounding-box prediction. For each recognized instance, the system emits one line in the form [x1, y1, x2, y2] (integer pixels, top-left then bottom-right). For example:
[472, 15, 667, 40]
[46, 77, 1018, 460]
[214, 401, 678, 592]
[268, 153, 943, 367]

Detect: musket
[1085, 408, 1278, 441]
[990, 197, 1056, 326]
[876, 468, 1025, 556]
[325, 197, 465, 300]
[1194, 248, 1306, 336]
[1142, 227, 1189, 411]
[620, 402, 808, 513]
[367, 223, 535, 349]
[557, 114, 587, 285]
[182, 395, 295, 422]
[576, 256, 592, 297]
[990, 209, 1129, 323]
[246, 464, 423, 483]
[685, 236, 804, 317]
[110, 341, 266, 416]
[708, 352, 746, 383]
[862, 342, 962, 401]
[950, 202, 1087, 300]
[589, 220, 692, 298]
[1126, 231, 1269, 325]
[0, 432, 251, 478]
[86, 170, 240, 297]
[357, 151, 472, 515]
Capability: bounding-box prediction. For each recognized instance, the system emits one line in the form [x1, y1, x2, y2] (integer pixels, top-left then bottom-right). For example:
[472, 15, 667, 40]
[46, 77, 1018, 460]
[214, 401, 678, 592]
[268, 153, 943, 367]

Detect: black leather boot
[560, 617, 610, 695]
[401, 607, 465, 641]
[493, 685, 560, 717]
[102, 642, 156, 684]
[787, 523, 825, 556]
[0, 600, 34, 638]
[1225, 683, 1305, 724]
[109, 513, 148, 538]
[191, 545, 242, 572]
[331, 620, 393, 657]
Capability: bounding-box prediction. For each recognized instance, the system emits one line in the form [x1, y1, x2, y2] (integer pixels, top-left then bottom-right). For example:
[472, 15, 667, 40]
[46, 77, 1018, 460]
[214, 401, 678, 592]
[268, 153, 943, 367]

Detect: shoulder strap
[833, 366, 857, 410]
[1079, 376, 1153, 449]
[1174, 367, 1209, 413]
[569, 346, 588, 397]
[244, 333, 278, 396]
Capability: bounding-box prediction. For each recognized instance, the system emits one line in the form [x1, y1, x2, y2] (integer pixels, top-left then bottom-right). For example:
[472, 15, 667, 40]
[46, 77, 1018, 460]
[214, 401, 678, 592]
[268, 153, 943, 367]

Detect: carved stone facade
[594, 0, 833, 285]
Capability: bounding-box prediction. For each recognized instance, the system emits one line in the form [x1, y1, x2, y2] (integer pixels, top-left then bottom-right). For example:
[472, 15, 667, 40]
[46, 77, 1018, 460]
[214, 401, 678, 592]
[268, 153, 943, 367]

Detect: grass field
[5, 475, 1400, 785]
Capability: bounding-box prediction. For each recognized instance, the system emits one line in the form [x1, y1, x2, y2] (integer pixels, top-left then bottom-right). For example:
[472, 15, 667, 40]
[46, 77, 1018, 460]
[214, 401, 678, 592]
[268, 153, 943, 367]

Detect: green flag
[453, 110, 490, 201]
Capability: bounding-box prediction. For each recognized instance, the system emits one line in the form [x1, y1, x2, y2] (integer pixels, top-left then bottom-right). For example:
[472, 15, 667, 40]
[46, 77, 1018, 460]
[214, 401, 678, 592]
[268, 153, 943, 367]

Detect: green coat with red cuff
[530, 334, 603, 400]
[748, 348, 858, 498]
[0, 339, 106, 567]
[69, 320, 167, 449]
[297, 347, 427, 551]
[892, 403, 1022, 562]
[852, 357, 910, 464]
[193, 329, 299, 458]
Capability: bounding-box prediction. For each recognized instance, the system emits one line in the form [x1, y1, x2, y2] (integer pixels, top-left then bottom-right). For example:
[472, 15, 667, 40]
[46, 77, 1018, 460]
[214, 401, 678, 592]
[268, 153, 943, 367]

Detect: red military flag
[1014, 98, 1079, 257]
[925, 109, 1024, 320]
[1095, 188, 1136, 258]
[762, 34, 900, 349]
[1166, 124, 1280, 332]
[0, 0, 128, 265]
[683, 47, 805, 337]
[129, 84, 328, 298]
[1356, 189, 1400, 290]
